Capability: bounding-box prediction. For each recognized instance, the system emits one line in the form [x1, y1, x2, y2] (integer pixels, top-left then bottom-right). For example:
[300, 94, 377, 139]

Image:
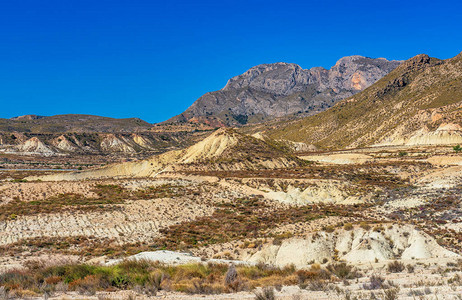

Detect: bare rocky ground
[1, 144, 462, 299]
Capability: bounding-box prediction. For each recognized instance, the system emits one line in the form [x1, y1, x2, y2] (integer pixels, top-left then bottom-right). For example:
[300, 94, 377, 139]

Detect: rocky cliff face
[266, 52, 462, 149]
[168, 56, 401, 126]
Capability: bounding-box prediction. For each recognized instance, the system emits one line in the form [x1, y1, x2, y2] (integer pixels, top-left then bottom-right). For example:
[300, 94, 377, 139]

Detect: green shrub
[454, 145, 462, 153]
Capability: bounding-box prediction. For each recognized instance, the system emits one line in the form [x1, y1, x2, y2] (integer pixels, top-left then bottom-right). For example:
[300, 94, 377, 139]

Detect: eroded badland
[2, 53, 462, 299]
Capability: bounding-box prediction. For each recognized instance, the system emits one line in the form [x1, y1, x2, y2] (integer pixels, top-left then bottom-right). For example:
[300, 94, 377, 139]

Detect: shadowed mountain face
[265, 52, 462, 149]
[167, 56, 401, 126]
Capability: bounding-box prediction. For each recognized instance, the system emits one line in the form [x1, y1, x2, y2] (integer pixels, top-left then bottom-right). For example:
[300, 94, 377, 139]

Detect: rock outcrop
[168, 56, 401, 126]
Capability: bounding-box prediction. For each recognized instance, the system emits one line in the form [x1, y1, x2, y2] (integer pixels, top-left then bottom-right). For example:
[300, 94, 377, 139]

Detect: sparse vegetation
[387, 261, 405, 273]
[0, 184, 188, 220]
[155, 198, 368, 250]
[0, 260, 342, 298]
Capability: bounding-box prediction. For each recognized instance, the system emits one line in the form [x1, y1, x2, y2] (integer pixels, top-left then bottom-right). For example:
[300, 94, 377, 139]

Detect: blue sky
[1, 0, 461, 123]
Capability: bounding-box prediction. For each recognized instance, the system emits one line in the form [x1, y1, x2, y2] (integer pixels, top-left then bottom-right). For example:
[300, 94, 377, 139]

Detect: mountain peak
[167, 55, 401, 126]
[398, 54, 440, 72]
[222, 62, 304, 92]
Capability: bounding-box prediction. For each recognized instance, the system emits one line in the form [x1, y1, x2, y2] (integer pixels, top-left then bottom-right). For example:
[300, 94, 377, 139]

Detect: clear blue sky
[1, 0, 461, 123]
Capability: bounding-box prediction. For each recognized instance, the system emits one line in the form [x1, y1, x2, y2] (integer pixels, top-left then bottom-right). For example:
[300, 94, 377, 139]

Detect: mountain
[264, 52, 462, 149]
[167, 56, 401, 126]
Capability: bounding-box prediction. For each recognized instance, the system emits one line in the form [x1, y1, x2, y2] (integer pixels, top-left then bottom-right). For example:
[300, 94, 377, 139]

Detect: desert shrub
[454, 145, 462, 153]
[272, 238, 283, 245]
[69, 275, 100, 295]
[362, 275, 385, 290]
[343, 223, 353, 231]
[327, 263, 360, 279]
[406, 264, 415, 273]
[408, 288, 431, 296]
[60, 264, 99, 283]
[254, 286, 275, 300]
[147, 270, 164, 291]
[373, 226, 384, 232]
[0, 270, 35, 291]
[0, 260, 342, 297]
[45, 276, 62, 285]
[0, 287, 9, 300]
[324, 225, 335, 233]
[447, 274, 462, 284]
[295, 265, 330, 285]
[307, 279, 328, 291]
[225, 264, 240, 291]
[387, 261, 405, 273]
[383, 287, 400, 300]
[359, 222, 371, 231]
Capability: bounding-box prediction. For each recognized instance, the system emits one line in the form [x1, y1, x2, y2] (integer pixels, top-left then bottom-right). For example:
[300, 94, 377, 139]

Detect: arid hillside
[265, 52, 462, 149]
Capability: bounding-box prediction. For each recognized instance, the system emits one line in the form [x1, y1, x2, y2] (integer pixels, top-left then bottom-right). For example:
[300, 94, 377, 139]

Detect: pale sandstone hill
[0, 130, 212, 156]
[266, 52, 462, 149]
[248, 224, 458, 267]
[100, 134, 136, 153]
[51, 135, 78, 152]
[29, 129, 303, 181]
[15, 137, 56, 156]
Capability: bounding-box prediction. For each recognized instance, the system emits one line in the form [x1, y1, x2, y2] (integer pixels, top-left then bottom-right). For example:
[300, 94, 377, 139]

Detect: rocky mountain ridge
[265, 52, 462, 149]
[168, 56, 401, 126]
